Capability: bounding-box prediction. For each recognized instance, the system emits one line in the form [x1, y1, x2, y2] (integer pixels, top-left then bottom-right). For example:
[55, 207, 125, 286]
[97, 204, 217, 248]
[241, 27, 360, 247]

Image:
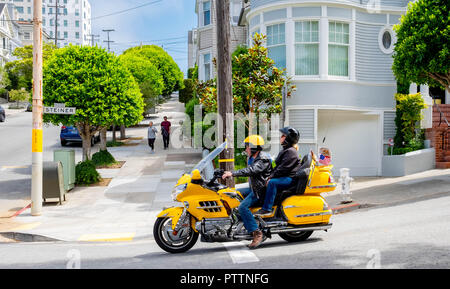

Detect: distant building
[17, 21, 51, 46]
[188, 0, 247, 82]
[0, 3, 22, 66]
[1, 0, 92, 48]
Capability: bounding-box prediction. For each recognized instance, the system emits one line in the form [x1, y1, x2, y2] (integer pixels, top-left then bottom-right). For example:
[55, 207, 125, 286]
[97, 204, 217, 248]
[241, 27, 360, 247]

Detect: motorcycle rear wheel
[154, 217, 199, 253]
[279, 230, 313, 242]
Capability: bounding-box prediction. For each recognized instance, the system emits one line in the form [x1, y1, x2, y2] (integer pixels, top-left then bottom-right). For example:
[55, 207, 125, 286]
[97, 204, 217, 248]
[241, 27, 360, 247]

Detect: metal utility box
[43, 161, 66, 204]
[54, 149, 75, 191]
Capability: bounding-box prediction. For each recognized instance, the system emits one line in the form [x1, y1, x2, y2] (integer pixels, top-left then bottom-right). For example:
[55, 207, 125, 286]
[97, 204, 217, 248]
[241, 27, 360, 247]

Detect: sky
[90, 0, 197, 76]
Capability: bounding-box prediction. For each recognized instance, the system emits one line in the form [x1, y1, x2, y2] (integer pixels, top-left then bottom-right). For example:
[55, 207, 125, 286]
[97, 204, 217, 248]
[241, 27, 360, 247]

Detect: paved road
[0, 112, 90, 216]
[1, 195, 449, 269]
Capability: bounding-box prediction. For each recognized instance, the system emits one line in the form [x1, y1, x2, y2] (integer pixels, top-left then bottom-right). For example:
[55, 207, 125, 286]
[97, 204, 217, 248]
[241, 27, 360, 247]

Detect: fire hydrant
[339, 168, 353, 204]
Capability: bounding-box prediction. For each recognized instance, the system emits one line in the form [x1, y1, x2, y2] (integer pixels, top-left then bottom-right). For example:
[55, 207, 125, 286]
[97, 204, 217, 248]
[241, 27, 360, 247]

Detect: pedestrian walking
[161, 116, 171, 150]
[147, 122, 157, 153]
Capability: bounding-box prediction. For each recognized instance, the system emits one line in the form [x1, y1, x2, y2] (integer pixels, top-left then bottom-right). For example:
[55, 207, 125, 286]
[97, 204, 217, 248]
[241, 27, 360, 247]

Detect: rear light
[328, 175, 335, 183]
[61, 126, 67, 131]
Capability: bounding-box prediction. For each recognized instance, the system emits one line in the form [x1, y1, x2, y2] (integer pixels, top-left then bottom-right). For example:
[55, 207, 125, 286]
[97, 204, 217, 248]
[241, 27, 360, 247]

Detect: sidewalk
[1, 95, 449, 242]
[325, 169, 450, 213]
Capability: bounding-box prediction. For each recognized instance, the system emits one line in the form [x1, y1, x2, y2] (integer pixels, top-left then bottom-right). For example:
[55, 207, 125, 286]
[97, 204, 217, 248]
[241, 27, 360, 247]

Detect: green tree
[391, 93, 427, 154]
[179, 78, 196, 104]
[187, 64, 198, 80]
[9, 88, 30, 108]
[122, 45, 184, 96]
[393, 0, 449, 93]
[197, 33, 295, 120]
[43, 45, 144, 161]
[119, 51, 165, 113]
[5, 43, 57, 92]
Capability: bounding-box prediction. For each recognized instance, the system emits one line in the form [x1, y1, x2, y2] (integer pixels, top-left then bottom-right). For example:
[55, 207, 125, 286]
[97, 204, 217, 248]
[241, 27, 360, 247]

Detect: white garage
[288, 108, 383, 176]
[317, 110, 381, 176]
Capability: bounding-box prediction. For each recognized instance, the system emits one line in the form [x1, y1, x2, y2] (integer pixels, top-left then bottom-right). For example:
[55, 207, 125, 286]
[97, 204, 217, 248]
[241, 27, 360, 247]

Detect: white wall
[317, 110, 381, 176]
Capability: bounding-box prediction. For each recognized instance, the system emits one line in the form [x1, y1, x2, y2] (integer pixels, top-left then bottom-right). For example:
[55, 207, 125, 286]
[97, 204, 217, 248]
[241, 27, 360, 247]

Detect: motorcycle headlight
[171, 184, 187, 201]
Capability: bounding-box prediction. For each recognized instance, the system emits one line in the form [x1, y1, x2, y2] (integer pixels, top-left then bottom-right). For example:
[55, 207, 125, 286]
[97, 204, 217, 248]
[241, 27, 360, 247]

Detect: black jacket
[269, 145, 301, 179]
[233, 152, 273, 199]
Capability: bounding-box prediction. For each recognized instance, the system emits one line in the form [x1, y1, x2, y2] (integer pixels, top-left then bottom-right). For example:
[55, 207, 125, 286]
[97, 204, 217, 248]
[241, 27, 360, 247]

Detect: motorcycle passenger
[254, 127, 301, 217]
[222, 135, 272, 249]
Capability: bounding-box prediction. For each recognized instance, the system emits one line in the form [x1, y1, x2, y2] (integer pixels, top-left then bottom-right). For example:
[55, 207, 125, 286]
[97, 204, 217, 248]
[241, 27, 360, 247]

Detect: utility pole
[48, 0, 65, 47]
[31, 0, 43, 216]
[87, 34, 100, 46]
[102, 29, 115, 52]
[102, 29, 115, 143]
[216, 0, 234, 187]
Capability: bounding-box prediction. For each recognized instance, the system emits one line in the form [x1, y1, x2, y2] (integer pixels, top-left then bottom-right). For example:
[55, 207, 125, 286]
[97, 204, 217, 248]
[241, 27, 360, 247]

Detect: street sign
[44, 103, 76, 115]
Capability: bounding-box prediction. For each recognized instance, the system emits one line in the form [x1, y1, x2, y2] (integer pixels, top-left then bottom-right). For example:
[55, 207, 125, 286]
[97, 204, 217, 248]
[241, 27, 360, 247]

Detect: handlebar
[207, 169, 224, 186]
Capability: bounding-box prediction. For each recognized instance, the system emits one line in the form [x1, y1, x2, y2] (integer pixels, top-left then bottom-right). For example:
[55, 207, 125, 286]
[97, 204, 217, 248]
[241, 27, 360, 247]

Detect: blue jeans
[237, 186, 259, 233]
[263, 177, 293, 212]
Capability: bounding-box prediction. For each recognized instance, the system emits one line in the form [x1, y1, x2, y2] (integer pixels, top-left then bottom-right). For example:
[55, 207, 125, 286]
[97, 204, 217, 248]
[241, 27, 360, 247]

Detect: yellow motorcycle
[153, 142, 337, 253]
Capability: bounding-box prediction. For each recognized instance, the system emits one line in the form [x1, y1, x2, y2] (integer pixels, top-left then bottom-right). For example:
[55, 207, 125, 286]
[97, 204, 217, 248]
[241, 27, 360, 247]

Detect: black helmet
[280, 126, 300, 146]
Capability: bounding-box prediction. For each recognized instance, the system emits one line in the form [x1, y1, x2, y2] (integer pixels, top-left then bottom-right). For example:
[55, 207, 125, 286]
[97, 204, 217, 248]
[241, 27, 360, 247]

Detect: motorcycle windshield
[192, 142, 227, 175]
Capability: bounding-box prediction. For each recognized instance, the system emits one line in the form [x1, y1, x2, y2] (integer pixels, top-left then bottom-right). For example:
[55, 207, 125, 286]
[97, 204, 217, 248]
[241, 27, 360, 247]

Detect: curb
[0, 232, 61, 243]
[11, 203, 31, 218]
[331, 202, 364, 214]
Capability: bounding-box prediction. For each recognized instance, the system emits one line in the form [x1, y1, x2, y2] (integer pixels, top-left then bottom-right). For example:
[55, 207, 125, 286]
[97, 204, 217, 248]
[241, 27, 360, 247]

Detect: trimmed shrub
[179, 79, 196, 104]
[92, 150, 117, 167]
[75, 160, 100, 185]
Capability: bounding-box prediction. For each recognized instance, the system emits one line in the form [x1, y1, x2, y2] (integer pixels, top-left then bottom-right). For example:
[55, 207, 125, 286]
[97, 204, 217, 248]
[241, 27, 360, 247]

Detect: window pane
[303, 22, 310, 42]
[311, 21, 319, 32]
[295, 44, 319, 75]
[328, 45, 348, 76]
[343, 23, 349, 34]
[267, 23, 285, 46]
[204, 11, 210, 25]
[268, 45, 286, 69]
[295, 22, 302, 42]
[204, 53, 210, 63]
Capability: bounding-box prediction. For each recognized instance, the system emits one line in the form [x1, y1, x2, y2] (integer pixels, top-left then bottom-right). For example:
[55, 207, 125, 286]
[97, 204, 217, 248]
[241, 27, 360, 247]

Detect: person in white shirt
[147, 122, 158, 153]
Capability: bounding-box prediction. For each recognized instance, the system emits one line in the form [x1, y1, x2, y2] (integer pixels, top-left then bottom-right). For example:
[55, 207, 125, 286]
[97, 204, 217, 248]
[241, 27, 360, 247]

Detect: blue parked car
[60, 125, 100, 146]
[0, 105, 5, 122]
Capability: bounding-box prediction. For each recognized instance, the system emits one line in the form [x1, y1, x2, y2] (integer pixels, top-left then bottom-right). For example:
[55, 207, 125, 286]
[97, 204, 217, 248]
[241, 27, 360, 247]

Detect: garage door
[317, 110, 380, 176]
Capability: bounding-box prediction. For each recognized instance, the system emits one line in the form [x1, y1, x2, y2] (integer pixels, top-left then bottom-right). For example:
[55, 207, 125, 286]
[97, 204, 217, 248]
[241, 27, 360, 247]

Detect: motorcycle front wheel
[153, 217, 199, 253]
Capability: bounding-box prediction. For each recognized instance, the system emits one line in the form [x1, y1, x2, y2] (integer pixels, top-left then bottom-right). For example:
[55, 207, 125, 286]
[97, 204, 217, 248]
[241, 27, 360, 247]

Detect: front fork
[173, 208, 189, 236]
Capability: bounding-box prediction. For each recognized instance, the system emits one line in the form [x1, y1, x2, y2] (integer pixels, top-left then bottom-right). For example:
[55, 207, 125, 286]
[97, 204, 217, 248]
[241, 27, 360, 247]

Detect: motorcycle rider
[222, 135, 272, 249]
[254, 127, 301, 217]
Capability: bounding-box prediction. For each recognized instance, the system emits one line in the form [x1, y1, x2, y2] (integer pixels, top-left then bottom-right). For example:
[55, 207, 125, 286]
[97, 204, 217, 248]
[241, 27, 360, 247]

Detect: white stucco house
[189, 0, 425, 176]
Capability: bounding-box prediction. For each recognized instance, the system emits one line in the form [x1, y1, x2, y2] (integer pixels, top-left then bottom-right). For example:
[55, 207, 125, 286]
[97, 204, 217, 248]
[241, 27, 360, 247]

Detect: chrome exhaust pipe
[270, 223, 332, 234]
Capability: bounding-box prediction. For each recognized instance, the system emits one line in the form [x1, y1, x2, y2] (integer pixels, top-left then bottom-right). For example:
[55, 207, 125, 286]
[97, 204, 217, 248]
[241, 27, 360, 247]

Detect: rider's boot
[248, 230, 263, 249]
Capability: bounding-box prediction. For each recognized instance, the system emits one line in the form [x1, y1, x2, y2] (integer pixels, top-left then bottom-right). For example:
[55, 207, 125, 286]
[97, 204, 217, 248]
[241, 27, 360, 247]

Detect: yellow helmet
[244, 135, 265, 150]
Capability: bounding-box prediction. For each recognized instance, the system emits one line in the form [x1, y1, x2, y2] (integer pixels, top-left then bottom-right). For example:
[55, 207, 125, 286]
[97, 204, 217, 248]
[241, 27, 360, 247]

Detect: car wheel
[61, 140, 67, 146]
[0, 114, 5, 122]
